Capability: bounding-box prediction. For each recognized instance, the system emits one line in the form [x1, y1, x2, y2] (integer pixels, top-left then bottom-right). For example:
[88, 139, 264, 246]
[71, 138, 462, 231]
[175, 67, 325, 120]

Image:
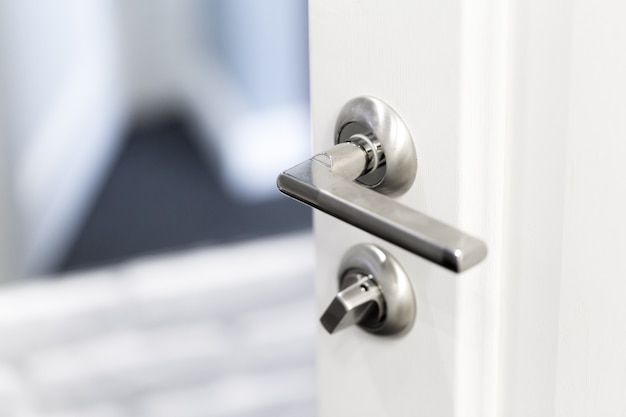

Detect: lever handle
[276, 96, 487, 273]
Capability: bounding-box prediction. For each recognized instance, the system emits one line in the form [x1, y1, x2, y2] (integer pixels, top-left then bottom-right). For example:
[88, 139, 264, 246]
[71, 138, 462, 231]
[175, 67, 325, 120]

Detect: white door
[307, 0, 626, 416]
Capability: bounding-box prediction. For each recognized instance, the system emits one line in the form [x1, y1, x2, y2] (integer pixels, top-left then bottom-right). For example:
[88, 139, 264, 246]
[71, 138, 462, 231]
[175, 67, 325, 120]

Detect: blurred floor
[0, 233, 316, 417]
[59, 116, 311, 273]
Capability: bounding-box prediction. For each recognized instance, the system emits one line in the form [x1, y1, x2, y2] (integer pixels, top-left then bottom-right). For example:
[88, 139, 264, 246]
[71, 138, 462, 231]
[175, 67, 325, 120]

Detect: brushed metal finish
[319, 272, 384, 334]
[335, 96, 416, 195]
[276, 96, 488, 272]
[277, 156, 487, 273]
[319, 244, 415, 336]
[313, 142, 368, 180]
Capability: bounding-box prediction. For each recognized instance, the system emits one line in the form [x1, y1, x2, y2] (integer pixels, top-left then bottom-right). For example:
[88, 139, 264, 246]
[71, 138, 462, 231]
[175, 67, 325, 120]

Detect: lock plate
[338, 244, 416, 335]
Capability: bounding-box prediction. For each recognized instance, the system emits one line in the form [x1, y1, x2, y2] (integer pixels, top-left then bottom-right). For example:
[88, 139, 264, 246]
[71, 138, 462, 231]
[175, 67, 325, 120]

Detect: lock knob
[320, 244, 416, 336]
[320, 271, 385, 334]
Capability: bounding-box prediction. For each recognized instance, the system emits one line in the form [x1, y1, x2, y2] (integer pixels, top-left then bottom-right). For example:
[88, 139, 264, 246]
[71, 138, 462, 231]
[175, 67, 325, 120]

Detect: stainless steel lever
[277, 96, 487, 273]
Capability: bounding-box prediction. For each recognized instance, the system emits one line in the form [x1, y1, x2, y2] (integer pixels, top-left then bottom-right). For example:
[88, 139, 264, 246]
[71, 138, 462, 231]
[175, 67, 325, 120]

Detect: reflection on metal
[277, 96, 487, 273]
[321, 244, 415, 336]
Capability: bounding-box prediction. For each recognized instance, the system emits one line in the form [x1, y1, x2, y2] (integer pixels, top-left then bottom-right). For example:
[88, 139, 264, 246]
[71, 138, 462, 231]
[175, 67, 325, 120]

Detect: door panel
[310, 1, 503, 415]
[311, 0, 626, 416]
[554, 0, 626, 414]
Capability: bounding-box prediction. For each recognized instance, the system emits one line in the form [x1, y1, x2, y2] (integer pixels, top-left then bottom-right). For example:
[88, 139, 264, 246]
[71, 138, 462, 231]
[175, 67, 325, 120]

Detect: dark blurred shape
[59, 115, 311, 273]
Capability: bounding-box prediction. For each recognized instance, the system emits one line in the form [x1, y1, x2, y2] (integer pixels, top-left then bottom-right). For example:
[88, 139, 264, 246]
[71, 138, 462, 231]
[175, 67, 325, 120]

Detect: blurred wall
[118, 0, 310, 202]
[0, 103, 13, 282]
[211, 0, 309, 109]
[0, 0, 310, 278]
[0, 1, 128, 278]
[204, 0, 310, 201]
[117, 0, 194, 117]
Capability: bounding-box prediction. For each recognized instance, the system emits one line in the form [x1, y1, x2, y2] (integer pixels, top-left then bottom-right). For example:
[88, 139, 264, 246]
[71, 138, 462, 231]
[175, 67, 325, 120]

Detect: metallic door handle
[277, 96, 487, 273]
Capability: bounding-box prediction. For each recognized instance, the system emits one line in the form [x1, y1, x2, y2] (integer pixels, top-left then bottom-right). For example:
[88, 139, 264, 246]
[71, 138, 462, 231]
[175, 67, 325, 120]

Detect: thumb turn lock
[320, 244, 415, 336]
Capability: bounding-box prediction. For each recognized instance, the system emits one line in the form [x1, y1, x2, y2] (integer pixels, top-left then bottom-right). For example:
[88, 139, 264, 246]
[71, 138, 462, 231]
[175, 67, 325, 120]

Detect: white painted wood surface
[310, 1, 503, 415]
[497, 0, 626, 414]
[554, 0, 626, 413]
[311, 0, 626, 416]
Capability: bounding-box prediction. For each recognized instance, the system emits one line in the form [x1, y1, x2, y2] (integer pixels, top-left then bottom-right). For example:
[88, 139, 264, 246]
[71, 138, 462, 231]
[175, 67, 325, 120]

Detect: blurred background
[0, 1, 315, 416]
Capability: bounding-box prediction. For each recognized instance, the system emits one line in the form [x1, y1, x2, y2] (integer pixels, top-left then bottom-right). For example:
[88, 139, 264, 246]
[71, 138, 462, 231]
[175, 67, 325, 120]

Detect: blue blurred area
[59, 115, 311, 273]
[0, 0, 311, 278]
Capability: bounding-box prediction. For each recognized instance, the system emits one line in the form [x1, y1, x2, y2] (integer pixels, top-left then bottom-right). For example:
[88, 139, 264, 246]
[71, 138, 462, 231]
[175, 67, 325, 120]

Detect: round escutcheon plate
[339, 243, 416, 336]
[335, 96, 417, 196]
